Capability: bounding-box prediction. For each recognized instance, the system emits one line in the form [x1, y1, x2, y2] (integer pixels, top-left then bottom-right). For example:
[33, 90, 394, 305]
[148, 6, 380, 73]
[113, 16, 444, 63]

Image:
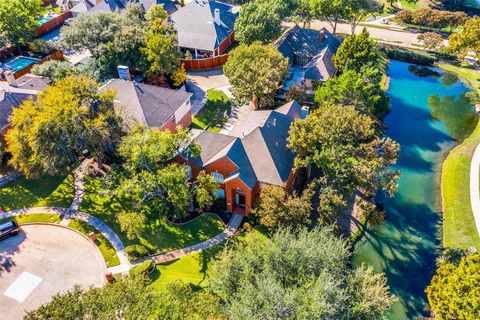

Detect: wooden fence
[36, 11, 73, 38]
[182, 54, 228, 71]
[12, 50, 64, 79]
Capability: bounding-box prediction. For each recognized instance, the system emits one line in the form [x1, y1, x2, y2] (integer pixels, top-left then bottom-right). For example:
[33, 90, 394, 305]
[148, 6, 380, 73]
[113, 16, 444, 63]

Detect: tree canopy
[315, 66, 389, 117]
[333, 28, 379, 74]
[141, 5, 181, 77]
[224, 42, 288, 108]
[102, 126, 217, 238]
[426, 252, 480, 320]
[209, 228, 396, 319]
[234, 0, 283, 44]
[0, 0, 44, 48]
[448, 16, 480, 60]
[253, 184, 314, 230]
[288, 105, 399, 223]
[5, 76, 123, 179]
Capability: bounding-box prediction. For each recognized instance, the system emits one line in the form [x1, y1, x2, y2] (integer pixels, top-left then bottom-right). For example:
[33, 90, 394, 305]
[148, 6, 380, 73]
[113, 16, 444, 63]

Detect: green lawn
[0, 213, 61, 224]
[150, 227, 269, 290]
[191, 89, 231, 133]
[439, 63, 480, 249]
[400, 0, 431, 9]
[68, 219, 120, 267]
[0, 175, 75, 211]
[80, 176, 226, 253]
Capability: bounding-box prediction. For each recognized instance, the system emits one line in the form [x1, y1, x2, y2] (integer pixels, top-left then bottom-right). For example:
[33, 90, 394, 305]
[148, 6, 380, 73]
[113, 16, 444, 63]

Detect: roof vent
[214, 8, 221, 25]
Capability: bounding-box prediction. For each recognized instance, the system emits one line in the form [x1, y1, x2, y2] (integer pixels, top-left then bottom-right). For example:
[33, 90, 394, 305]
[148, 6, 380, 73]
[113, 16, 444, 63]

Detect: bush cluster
[126, 244, 149, 262]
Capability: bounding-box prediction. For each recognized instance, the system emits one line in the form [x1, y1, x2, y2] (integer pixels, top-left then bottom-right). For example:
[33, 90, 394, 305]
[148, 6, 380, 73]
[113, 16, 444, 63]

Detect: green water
[353, 60, 477, 319]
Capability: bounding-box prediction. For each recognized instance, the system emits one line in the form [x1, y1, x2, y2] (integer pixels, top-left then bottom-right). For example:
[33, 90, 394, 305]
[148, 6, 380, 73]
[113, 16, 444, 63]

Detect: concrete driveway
[0, 225, 105, 320]
[186, 68, 232, 115]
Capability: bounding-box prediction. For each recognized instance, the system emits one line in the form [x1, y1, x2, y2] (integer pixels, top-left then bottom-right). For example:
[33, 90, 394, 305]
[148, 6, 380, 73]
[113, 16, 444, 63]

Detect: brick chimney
[318, 29, 326, 43]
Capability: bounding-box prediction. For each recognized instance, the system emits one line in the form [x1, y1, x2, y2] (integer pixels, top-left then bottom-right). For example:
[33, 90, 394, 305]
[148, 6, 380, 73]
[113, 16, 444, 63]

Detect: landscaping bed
[191, 89, 231, 133]
[80, 176, 226, 254]
[68, 219, 121, 267]
[0, 174, 75, 211]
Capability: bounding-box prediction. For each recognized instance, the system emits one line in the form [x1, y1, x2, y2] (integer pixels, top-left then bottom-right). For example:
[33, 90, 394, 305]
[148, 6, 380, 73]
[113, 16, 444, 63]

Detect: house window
[217, 189, 225, 199]
[212, 172, 224, 184]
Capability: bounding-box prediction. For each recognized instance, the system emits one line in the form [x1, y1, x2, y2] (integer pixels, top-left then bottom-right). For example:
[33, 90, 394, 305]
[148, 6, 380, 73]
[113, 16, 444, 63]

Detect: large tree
[61, 4, 146, 74]
[102, 126, 217, 238]
[426, 252, 480, 320]
[5, 76, 123, 179]
[314, 66, 389, 117]
[347, 0, 382, 33]
[287, 105, 399, 222]
[224, 42, 288, 108]
[312, 0, 351, 34]
[141, 5, 181, 77]
[209, 228, 396, 319]
[253, 184, 314, 230]
[234, 0, 283, 44]
[0, 0, 44, 48]
[333, 28, 379, 74]
[448, 16, 480, 60]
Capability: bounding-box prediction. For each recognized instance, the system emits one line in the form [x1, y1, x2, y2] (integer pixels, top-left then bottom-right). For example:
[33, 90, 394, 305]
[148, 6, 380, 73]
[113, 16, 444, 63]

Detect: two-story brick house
[176, 101, 304, 215]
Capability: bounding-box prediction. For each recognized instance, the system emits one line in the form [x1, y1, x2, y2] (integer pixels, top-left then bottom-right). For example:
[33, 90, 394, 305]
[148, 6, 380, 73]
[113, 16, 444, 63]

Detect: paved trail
[2, 160, 243, 274]
[470, 144, 480, 237]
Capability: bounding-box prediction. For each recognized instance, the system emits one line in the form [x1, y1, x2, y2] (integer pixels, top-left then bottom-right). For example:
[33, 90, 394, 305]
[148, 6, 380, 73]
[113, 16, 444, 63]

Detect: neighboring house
[100, 79, 193, 132]
[69, 0, 97, 16]
[275, 26, 339, 96]
[87, 0, 179, 15]
[0, 74, 50, 136]
[170, 0, 238, 58]
[175, 101, 304, 215]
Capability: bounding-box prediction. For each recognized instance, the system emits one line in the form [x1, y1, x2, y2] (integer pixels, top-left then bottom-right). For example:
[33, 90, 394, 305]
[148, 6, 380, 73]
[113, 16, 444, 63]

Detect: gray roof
[100, 79, 192, 128]
[276, 26, 339, 81]
[0, 74, 50, 132]
[89, 0, 178, 15]
[0, 92, 32, 132]
[170, 0, 238, 51]
[191, 101, 302, 188]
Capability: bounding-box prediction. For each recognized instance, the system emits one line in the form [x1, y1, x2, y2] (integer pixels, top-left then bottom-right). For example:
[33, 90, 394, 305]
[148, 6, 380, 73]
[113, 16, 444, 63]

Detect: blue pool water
[40, 27, 62, 42]
[3, 57, 40, 73]
[353, 60, 477, 319]
[38, 16, 54, 25]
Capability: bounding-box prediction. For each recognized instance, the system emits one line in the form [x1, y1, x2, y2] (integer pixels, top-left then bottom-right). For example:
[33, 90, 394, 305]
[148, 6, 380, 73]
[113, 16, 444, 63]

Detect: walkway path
[151, 213, 243, 264]
[469, 144, 480, 237]
[2, 160, 244, 273]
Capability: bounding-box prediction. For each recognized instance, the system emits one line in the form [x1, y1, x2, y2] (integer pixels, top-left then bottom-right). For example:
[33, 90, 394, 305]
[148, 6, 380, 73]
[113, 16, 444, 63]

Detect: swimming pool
[38, 16, 54, 25]
[2, 57, 40, 73]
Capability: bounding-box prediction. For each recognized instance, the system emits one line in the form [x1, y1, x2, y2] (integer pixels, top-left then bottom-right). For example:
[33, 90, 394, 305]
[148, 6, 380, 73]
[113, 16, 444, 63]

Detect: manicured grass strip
[0, 175, 75, 211]
[191, 89, 230, 133]
[80, 176, 226, 253]
[150, 227, 268, 290]
[0, 213, 61, 224]
[68, 219, 121, 267]
[440, 63, 480, 249]
[442, 122, 480, 249]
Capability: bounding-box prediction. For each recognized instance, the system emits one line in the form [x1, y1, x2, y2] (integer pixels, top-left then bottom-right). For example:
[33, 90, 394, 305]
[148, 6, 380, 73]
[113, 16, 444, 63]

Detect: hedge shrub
[129, 259, 154, 278]
[126, 244, 149, 262]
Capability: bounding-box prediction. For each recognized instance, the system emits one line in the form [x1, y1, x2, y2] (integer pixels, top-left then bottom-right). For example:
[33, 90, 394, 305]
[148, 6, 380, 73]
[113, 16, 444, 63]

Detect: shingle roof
[100, 79, 192, 128]
[88, 0, 178, 15]
[191, 101, 302, 188]
[0, 74, 50, 132]
[170, 0, 238, 51]
[276, 26, 339, 82]
[0, 92, 32, 132]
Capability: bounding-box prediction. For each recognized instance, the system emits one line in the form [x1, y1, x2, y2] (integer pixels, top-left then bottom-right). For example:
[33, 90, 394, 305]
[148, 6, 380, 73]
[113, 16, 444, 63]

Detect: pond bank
[354, 60, 476, 319]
